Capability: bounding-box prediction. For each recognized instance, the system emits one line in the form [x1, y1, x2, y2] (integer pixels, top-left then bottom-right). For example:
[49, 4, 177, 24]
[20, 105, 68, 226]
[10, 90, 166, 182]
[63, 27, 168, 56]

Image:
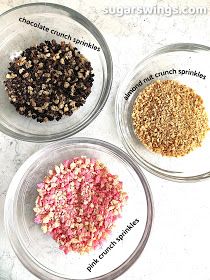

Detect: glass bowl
[116, 43, 210, 182]
[0, 3, 112, 142]
[4, 137, 153, 280]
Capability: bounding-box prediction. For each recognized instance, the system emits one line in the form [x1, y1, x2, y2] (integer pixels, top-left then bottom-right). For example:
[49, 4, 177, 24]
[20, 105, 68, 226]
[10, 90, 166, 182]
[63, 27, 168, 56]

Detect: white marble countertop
[1, 0, 210, 279]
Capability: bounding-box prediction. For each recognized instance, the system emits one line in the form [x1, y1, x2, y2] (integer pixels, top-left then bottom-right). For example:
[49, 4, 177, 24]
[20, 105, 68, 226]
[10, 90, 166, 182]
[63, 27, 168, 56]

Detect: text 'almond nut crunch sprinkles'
[132, 80, 209, 157]
[34, 157, 128, 254]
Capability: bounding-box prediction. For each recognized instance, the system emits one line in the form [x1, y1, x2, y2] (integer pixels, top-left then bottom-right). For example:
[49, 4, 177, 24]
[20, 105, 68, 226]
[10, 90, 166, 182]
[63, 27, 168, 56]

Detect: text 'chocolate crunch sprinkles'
[34, 157, 128, 254]
[4, 40, 94, 122]
[132, 80, 209, 157]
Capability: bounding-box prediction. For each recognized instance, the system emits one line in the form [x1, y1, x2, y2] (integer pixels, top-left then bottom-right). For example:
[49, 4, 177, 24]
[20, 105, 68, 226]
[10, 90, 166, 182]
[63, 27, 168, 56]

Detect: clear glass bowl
[4, 137, 153, 280]
[0, 3, 112, 142]
[116, 43, 210, 182]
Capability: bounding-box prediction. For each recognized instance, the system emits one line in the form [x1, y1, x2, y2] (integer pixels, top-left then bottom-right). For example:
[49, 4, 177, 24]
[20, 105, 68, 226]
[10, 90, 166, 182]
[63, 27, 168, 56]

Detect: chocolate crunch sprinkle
[4, 40, 94, 123]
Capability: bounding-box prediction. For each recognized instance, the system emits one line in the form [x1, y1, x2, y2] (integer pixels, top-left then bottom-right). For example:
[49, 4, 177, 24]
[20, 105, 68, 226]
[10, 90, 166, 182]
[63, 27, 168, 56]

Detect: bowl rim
[115, 42, 210, 183]
[0, 3, 113, 143]
[4, 137, 153, 280]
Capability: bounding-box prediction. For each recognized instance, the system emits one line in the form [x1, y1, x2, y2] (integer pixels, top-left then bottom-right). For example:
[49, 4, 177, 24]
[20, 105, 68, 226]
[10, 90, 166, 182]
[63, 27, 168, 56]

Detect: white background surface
[1, 0, 210, 279]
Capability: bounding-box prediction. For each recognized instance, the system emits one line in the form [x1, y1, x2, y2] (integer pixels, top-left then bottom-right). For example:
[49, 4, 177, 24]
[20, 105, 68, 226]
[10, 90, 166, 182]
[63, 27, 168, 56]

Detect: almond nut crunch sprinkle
[132, 80, 209, 157]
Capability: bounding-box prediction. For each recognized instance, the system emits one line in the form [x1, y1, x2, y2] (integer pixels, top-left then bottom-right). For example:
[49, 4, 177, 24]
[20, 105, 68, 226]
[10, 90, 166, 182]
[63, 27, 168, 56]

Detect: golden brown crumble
[132, 80, 209, 157]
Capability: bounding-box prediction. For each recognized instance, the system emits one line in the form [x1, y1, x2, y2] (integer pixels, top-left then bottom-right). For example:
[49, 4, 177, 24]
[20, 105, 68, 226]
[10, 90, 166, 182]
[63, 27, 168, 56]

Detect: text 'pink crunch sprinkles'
[34, 157, 128, 254]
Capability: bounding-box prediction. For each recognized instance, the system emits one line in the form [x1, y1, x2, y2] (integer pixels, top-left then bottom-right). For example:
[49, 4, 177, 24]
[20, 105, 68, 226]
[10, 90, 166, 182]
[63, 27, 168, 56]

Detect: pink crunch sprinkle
[33, 157, 128, 254]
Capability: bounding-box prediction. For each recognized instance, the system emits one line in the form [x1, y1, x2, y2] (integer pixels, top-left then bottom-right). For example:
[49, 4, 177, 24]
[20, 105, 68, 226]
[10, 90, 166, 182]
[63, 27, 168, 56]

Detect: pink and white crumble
[33, 156, 128, 254]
